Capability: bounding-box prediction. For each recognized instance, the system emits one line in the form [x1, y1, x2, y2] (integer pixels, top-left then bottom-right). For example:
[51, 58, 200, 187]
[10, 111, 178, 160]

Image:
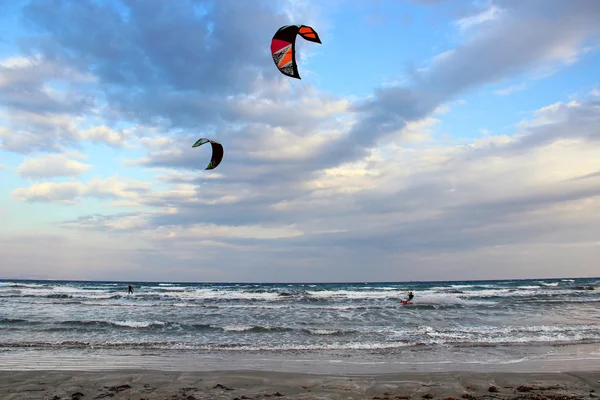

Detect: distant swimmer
[128, 284, 134, 294]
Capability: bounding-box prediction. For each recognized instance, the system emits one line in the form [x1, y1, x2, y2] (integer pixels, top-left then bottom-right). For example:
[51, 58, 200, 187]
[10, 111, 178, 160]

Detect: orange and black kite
[270, 25, 321, 79]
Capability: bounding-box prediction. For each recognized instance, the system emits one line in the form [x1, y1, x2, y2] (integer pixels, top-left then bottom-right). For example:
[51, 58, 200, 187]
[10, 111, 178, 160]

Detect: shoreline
[2, 342, 600, 374]
[1, 369, 599, 400]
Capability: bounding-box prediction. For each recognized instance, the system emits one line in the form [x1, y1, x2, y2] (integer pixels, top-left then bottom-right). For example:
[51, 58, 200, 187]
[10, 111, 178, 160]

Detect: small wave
[57, 320, 170, 330]
[0, 282, 50, 289]
[0, 340, 416, 351]
[219, 325, 293, 333]
[306, 329, 350, 335]
[0, 318, 41, 325]
[46, 294, 72, 299]
[23, 319, 362, 336]
[3, 336, 599, 352]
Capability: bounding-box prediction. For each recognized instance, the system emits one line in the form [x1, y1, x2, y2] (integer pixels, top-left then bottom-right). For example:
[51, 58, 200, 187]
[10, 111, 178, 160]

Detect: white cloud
[154, 223, 304, 241]
[11, 181, 86, 204]
[493, 83, 527, 95]
[11, 175, 151, 205]
[240, 125, 334, 162]
[0, 108, 133, 152]
[17, 153, 91, 178]
[78, 126, 128, 147]
[85, 175, 151, 200]
[455, 4, 504, 32]
[517, 100, 581, 129]
[432, 50, 456, 65]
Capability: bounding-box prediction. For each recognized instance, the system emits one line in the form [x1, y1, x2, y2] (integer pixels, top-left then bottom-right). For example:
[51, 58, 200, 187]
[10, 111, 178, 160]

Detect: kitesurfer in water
[128, 284, 134, 294]
[406, 291, 414, 302]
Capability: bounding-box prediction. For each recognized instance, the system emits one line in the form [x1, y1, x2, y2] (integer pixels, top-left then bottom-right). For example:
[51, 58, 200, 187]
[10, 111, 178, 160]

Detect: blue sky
[1, 0, 600, 282]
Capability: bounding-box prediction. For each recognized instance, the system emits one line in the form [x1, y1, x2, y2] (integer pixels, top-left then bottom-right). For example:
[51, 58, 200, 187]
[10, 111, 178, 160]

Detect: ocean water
[1, 278, 599, 372]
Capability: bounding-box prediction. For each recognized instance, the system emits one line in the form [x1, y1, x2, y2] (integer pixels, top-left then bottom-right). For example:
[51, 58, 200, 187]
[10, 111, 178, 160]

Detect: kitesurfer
[128, 284, 134, 294]
[406, 291, 414, 302]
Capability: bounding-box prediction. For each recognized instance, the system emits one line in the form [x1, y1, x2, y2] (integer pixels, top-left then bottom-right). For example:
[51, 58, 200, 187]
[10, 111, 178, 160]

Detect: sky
[1, 0, 600, 283]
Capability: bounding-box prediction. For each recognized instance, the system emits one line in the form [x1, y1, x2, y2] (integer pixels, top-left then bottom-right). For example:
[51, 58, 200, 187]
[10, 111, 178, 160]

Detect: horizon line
[0, 275, 598, 285]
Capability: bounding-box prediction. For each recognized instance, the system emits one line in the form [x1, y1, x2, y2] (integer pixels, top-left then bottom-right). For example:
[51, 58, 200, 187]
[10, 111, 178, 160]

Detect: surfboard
[401, 300, 413, 305]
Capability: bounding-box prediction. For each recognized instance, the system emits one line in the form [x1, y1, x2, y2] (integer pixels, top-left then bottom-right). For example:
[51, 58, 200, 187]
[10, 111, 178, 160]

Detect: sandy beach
[1, 369, 599, 400]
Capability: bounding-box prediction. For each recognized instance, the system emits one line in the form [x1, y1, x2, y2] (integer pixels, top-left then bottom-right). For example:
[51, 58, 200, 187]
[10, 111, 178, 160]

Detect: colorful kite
[270, 25, 321, 79]
[192, 138, 223, 170]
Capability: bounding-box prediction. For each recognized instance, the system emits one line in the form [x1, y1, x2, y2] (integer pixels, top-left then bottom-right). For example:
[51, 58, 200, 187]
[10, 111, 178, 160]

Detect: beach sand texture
[1, 370, 599, 400]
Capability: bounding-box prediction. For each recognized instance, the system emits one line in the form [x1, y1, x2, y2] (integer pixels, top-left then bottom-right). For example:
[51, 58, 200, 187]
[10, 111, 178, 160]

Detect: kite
[192, 138, 223, 170]
[270, 25, 321, 79]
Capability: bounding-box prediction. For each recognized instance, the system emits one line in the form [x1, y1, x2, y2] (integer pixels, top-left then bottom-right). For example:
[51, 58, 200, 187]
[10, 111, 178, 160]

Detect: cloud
[239, 0, 598, 177]
[62, 212, 153, 232]
[85, 175, 151, 200]
[493, 82, 527, 95]
[17, 153, 91, 178]
[2, 0, 600, 281]
[0, 109, 77, 153]
[508, 100, 600, 152]
[455, 3, 504, 32]
[13, 0, 597, 174]
[0, 106, 129, 153]
[54, 95, 600, 278]
[11, 181, 86, 204]
[1, 0, 320, 156]
[0, 54, 100, 151]
[0, 55, 95, 115]
[17, 0, 313, 127]
[11, 175, 152, 205]
[78, 126, 129, 147]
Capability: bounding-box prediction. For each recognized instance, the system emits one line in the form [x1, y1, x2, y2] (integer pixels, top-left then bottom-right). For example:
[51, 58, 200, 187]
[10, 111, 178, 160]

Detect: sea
[1, 278, 599, 373]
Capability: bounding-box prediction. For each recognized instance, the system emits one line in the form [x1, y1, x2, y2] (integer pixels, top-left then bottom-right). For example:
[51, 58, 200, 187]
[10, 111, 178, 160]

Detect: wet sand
[0, 369, 599, 400]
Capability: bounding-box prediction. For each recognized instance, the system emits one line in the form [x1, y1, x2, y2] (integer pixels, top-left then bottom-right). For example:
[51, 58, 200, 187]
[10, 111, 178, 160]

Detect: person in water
[128, 284, 134, 294]
[406, 291, 414, 302]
